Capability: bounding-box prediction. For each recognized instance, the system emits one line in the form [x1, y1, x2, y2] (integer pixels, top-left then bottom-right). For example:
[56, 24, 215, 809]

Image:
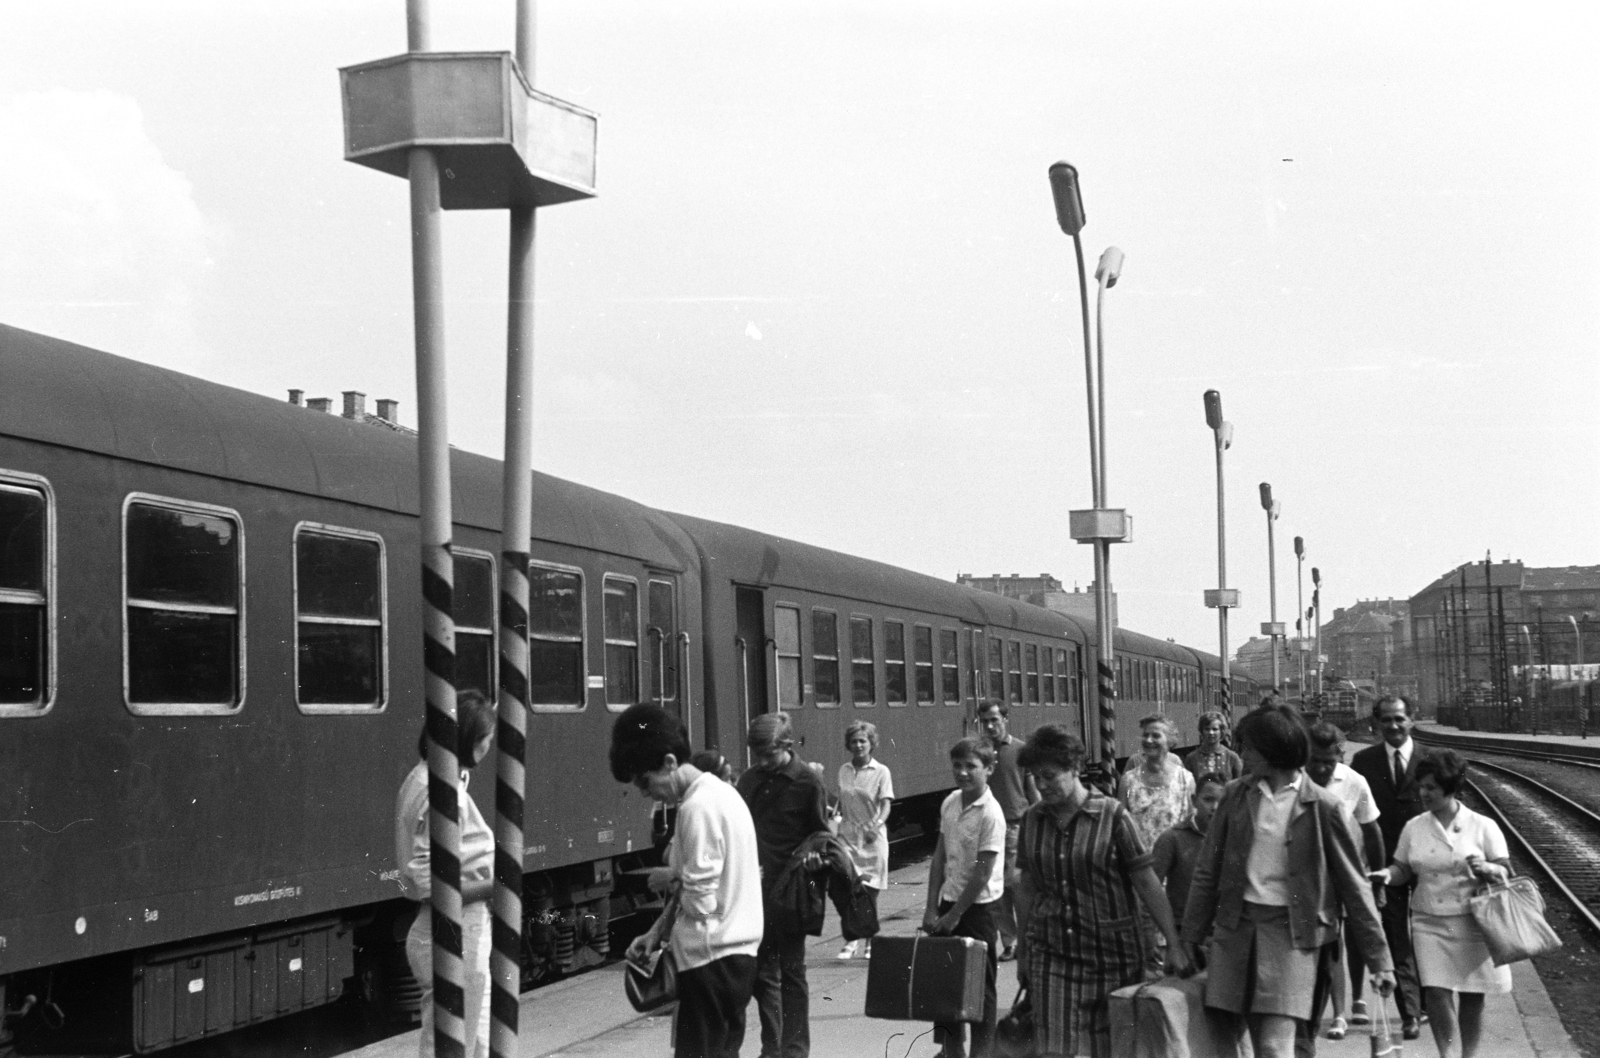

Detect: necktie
[1393, 749, 1405, 790]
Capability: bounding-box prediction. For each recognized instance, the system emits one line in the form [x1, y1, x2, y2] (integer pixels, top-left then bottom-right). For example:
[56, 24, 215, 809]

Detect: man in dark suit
[1350, 694, 1426, 1040]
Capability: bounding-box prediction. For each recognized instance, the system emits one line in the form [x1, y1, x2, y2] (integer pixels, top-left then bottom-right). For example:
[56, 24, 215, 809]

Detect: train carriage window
[646, 579, 680, 705]
[940, 629, 960, 705]
[914, 625, 935, 705]
[775, 605, 801, 709]
[452, 551, 496, 703]
[1007, 641, 1022, 703]
[1043, 648, 1056, 704]
[528, 563, 585, 711]
[885, 621, 907, 706]
[812, 610, 840, 706]
[1058, 649, 1073, 705]
[851, 616, 875, 706]
[124, 496, 243, 714]
[294, 525, 386, 712]
[0, 476, 51, 714]
[1025, 644, 1039, 704]
[603, 577, 639, 709]
[987, 636, 1003, 703]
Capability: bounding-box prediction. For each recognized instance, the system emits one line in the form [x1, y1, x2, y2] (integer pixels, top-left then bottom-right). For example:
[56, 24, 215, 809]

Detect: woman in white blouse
[835, 720, 894, 959]
[1370, 750, 1511, 1058]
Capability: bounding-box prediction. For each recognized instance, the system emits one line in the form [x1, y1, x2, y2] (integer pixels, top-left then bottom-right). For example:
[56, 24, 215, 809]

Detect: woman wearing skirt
[1371, 750, 1511, 1058]
[1182, 702, 1396, 1058]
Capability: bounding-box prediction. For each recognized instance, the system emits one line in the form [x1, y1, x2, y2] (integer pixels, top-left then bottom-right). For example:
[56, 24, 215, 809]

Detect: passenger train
[0, 324, 1259, 1052]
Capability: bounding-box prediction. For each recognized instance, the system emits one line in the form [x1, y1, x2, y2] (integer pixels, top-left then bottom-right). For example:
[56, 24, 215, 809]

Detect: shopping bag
[993, 986, 1033, 1058]
[623, 894, 679, 1012]
[1468, 875, 1562, 966]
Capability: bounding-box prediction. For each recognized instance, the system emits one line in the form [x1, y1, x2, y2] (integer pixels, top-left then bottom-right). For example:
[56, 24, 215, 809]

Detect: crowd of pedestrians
[398, 688, 1509, 1058]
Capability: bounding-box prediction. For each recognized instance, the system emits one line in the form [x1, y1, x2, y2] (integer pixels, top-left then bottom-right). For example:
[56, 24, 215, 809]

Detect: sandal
[1327, 1016, 1348, 1041]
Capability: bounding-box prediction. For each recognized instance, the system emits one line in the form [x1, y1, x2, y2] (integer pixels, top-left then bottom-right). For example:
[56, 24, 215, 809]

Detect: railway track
[1463, 758, 1600, 939]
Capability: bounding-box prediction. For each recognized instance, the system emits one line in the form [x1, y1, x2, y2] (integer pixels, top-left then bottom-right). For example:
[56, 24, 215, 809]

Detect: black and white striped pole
[1050, 161, 1131, 771]
[341, 4, 597, 1054]
[1202, 390, 1238, 719]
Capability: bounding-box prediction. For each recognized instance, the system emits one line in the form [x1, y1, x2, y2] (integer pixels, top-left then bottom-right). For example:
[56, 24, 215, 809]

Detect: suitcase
[864, 935, 986, 1023]
[1107, 973, 1252, 1058]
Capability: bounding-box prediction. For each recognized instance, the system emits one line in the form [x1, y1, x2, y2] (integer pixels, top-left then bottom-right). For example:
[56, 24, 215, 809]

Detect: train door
[645, 575, 684, 738]
[734, 587, 770, 749]
[966, 626, 985, 735]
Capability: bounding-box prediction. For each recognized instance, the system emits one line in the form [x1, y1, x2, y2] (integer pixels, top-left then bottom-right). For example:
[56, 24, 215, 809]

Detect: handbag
[623, 894, 680, 1012]
[1468, 875, 1562, 966]
[993, 986, 1033, 1058]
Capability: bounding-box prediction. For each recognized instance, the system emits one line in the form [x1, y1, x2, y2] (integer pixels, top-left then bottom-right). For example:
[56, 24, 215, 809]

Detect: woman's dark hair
[610, 703, 692, 783]
[690, 749, 729, 778]
[1016, 724, 1087, 772]
[1234, 701, 1310, 770]
[1413, 750, 1466, 795]
[416, 690, 497, 760]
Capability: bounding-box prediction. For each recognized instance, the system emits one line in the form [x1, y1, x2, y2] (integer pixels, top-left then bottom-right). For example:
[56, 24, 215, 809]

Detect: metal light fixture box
[1204, 589, 1240, 609]
[341, 52, 597, 208]
[1069, 509, 1131, 543]
[1261, 622, 1286, 636]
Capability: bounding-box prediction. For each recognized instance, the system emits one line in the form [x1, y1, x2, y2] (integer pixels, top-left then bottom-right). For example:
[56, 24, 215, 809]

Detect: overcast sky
[2, 0, 1594, 656]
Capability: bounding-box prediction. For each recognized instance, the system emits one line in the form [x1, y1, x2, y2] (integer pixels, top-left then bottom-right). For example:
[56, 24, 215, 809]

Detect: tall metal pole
[1294, 537, 1306, 702]
[1203, 390, 1235, 719]
[490, 5, 537, 1056]
[1090, 243, 1121, 770]
[1259, 484, 1283, 694]
[1312, 568, 1322, 696]
[406, 4, 465, 1056]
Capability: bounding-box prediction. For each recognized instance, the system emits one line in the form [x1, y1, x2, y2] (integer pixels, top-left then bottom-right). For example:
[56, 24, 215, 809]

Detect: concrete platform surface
[350, 856, 1581, 1058]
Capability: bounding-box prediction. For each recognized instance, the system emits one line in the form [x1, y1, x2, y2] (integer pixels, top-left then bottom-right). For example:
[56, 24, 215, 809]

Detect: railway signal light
[1204, 390, 1223, 430]
[1294, 535, 1304, 559]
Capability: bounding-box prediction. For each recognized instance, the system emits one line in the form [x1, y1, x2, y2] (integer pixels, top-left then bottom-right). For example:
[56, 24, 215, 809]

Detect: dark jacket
[737, 755, 830, 886]
[1349, 740, 1425, 864]
[1180, 775, 1392, 973]
[767, 831, 877, 938]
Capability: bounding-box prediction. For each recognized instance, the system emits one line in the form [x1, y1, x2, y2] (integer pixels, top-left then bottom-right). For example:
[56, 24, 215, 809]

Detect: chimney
[342, 391, 366, 420]
[287, 389, 304, 406]
[376, 398, 399, 422]
[307, 397, 333, 413]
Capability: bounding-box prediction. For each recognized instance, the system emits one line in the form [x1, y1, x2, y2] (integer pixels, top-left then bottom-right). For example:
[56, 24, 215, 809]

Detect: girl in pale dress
[1370, 750, 1512, 1058]
[835, 720, 893, 959]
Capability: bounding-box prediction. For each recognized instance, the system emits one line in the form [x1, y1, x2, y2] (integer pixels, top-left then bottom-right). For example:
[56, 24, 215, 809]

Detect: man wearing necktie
[1351, 695, 1426, 1039]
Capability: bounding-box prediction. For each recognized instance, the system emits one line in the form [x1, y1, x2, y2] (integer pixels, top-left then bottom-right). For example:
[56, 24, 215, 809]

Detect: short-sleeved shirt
[1150, 821, 1207, 924]
[1185, 745, 1244, 784]
[1243, 775, 1301, 907]
[837, 758, 895, 888]
[938, 786, 1006, 905]
[989, 735, 1032, 823]
[1322, 762, 1380, 825]
[1393, 805, 1508, 916]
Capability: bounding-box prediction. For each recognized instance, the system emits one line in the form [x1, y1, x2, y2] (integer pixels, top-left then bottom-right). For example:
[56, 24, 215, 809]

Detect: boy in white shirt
[923, 737, 1006, 1058]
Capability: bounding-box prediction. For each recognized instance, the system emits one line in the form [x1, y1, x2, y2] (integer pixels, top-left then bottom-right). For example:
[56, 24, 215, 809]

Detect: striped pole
[406, 6, 466, 1058]
[489, 7, 537, 1053]
[1095, 541, 1117, 769]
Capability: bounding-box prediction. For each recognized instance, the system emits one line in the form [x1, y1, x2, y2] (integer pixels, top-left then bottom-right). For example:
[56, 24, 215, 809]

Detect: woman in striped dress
[1013, 726, 1191, 1058]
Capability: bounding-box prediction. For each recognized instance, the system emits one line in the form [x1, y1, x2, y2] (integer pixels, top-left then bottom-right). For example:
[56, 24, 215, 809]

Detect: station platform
[348, 852, 1580, 1058]
[1412, 720, 1600, 759]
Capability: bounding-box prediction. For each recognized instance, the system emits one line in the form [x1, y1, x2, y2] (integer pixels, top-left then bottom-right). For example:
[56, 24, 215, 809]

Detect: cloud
[0, 89, 214, 368]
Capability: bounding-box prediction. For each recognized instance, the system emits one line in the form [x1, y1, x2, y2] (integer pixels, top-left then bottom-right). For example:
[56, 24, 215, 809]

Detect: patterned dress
[1019, 793, 1151, 1058]
[1118, 757, 1195, 851]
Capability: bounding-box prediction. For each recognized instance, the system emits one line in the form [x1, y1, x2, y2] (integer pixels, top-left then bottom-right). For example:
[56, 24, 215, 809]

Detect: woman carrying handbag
[612, 705, 764, 1058]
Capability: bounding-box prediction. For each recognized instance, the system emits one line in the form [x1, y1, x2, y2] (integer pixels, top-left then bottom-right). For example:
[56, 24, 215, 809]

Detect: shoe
[836, 941, 858, 960]
[1326, 1017, 1347, 1041]
[1350, 1000, 1370, 1026]
[998, 944, 1016, 962]
[861, 940, 872, 960]
[1402, 1018, 1422, 1041]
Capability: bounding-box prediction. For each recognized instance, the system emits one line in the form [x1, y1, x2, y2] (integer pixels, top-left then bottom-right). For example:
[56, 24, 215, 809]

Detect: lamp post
[1294, 536, 1307, 704]
[1202, 390, 1238, 718]
[1259, 483, 1285, 693]
[1050, 160, 1130, 771]
[1568, 614, 1587, 738]
[1312, 567, 1323, 699]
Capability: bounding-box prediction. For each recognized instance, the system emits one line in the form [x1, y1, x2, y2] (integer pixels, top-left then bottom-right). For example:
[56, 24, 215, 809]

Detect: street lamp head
[1048, 161, 1086, 236]
[1294, 536, 1304, 559]
[1220, 422, 1234, 450]
[1259, 482, 1274, 511]
[1095, 246, 1125, 287]
[1203, 389, 1223, 430]
[1311, 567, 1321, 588]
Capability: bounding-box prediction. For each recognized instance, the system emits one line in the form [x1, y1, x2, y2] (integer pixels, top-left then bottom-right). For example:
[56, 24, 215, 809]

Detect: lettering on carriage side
[0, 935, 7, 950]
[528, 844, 547, 856]
[233, 885, 303, 907]
[597, 829, 614, 844]
[144, 908, 159, 923]
[379, 869, 400, 882]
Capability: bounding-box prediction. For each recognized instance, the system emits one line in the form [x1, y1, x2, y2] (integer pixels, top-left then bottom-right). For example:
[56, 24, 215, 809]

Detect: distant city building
[287, 388, 413, 434]
[1231, 635, 1304, 693]
[955, 572, 1116, 626]
[1319, 598, 1413, 699]
[1408, 559, 1600, 715]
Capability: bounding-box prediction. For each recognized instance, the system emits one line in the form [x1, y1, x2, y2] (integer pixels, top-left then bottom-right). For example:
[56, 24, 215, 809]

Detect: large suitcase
[864, 935, 986, 1023]
[1107, 973, 1252, 1058]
